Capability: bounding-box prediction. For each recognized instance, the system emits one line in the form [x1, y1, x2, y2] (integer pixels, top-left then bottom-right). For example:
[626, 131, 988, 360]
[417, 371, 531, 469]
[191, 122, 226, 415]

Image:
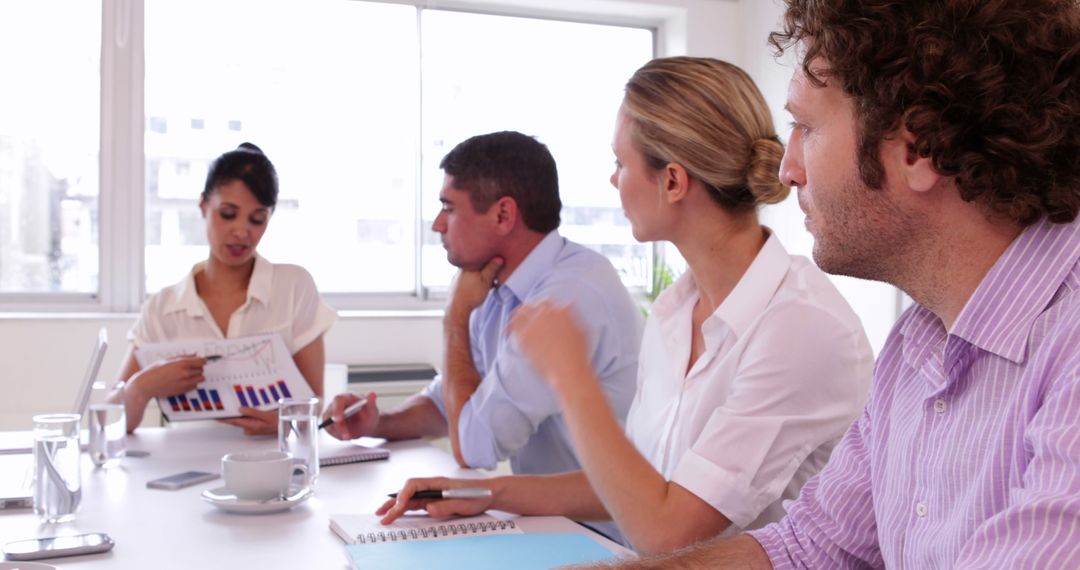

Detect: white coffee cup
[221, 450, 308, 501]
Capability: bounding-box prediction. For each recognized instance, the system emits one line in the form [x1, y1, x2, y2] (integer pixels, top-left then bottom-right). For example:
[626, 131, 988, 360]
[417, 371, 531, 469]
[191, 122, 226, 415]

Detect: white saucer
[200, 485, 312, 514]
[0, 563, 57, 570]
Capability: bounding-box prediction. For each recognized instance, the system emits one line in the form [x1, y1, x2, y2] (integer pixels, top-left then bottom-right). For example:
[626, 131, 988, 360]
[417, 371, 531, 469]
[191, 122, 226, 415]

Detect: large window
[418, 11, 654, 290]
[0, 1, 654, 310]
[143, 1, 654, 300]
[0, 1, 101, 295]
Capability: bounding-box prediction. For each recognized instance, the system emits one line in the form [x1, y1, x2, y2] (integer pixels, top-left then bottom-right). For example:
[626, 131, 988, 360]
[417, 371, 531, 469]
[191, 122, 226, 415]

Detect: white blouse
[130, 254, 337, 355]
[626, 232, 874, 532]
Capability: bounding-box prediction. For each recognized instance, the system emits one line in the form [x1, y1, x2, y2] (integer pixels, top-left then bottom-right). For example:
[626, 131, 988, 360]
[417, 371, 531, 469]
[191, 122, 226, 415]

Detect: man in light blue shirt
[324, 131, 641, 479]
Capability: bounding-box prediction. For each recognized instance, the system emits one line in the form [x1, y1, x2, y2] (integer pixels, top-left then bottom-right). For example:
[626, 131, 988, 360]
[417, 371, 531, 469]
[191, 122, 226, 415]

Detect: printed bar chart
[167, 389, 226, 413]
[136, 334, 315, 421]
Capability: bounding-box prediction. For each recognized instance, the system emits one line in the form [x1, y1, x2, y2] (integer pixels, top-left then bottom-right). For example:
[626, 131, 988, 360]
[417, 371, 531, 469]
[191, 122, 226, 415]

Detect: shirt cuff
[291, 302, 337, 354]
[747, 524, 793, 570]
[671, 447, 793, 529]
[419, 378, 447, 418]
[456, 401, 499, 470]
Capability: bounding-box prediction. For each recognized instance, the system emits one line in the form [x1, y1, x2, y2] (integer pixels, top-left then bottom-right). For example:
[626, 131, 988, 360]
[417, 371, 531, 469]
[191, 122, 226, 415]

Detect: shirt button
[916, 502, 928, 517]
[933, 399, 947, 414]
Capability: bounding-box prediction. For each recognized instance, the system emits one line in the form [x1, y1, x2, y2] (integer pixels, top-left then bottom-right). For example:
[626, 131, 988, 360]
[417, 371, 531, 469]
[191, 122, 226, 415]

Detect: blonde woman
[379, 57, 874, 554]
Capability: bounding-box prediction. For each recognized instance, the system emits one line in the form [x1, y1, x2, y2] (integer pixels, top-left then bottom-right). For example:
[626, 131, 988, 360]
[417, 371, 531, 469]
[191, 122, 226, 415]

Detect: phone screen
[146, 470, 219, 489]
[4, 532, 113, 559]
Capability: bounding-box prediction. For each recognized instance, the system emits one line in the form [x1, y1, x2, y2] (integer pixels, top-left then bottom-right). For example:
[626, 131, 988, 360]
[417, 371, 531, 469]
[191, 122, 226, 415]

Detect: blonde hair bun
[623, 57, 788, 212]
[747, 136, 789, 204]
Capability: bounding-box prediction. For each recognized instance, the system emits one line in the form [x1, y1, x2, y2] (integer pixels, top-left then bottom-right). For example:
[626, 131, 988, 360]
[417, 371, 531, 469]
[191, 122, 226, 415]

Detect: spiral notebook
[342, 533, 617, 570]
[319, 444, 389, 468]
[330, 513, 520, 544]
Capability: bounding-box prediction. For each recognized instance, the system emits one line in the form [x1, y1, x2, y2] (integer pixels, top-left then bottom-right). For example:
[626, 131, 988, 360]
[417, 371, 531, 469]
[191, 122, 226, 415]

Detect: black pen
[206, 355, 223, 362]
[387, 488, 493, 500]
[317, 397, 368, 430]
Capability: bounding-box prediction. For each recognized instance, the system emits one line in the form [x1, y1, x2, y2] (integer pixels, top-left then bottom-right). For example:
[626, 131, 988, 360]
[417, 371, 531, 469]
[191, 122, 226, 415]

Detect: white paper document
[134, 333, 313, 421]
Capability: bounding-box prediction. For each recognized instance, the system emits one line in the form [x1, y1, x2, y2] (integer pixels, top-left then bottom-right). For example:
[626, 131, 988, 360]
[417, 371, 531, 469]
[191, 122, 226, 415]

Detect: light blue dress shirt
[423, 231, 642, 475]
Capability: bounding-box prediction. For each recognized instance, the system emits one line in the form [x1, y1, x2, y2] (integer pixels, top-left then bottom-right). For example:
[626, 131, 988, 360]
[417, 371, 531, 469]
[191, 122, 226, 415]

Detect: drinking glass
[278, 397, 320, 487]
[33, 413, 82, 523]
[88, 403, 126, 467]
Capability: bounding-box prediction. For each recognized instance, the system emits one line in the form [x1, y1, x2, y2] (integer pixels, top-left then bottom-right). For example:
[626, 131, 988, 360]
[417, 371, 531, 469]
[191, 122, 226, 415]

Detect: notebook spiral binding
[356, 520, 517, 544]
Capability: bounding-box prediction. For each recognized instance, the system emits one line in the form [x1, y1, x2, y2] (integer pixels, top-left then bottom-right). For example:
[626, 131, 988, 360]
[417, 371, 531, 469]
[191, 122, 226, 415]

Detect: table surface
[0, 424, 628, 568]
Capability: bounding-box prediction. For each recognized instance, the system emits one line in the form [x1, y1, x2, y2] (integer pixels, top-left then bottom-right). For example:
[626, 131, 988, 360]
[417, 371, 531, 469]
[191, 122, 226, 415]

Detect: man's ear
[492, 196, 519, 234]
[884, 126, 941, 194]
[661, 162, 691, 204]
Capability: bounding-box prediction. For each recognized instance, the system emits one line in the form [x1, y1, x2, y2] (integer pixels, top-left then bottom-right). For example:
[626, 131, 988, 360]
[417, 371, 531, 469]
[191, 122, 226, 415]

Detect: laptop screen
[72, 327, 109, 416]
[0, 327, 108, 456]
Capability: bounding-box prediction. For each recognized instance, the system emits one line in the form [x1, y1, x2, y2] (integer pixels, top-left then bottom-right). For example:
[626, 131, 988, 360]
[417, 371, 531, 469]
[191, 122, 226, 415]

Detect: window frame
[0, 0, 666, 313]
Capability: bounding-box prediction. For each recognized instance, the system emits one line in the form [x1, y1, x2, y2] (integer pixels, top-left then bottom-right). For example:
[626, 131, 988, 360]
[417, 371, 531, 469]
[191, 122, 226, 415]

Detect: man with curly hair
[593, 0, 1080, 568]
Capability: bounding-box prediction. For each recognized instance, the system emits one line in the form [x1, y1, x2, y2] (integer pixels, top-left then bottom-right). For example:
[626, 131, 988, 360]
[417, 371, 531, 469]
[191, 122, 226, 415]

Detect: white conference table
[0, 424, 629, 568]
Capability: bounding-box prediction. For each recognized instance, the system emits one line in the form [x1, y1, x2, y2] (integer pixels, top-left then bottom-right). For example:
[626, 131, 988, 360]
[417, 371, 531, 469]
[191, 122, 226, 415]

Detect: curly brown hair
[770, 0, 1080, 225]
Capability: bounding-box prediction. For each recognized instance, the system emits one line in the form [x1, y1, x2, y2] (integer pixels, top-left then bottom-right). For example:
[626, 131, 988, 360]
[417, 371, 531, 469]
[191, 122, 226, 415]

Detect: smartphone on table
[3, 532, 115, 560]
[145, 470, 219, 490]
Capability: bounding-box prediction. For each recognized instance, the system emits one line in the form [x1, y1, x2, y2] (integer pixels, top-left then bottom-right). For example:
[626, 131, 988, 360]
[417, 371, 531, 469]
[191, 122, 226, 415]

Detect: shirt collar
[496, 231, 563, 304]
[246, 253, 274, 305]
[161, 253, 273, 316]
[949, 217, 1080, 363]
[713, 230, 792, 338]
[652, 229, 791, 341]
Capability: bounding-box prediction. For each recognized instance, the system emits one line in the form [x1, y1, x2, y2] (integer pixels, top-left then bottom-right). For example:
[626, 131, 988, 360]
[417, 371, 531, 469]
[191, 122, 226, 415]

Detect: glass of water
[88, 403, 126, 467]
[278, 397, 320, 487]
[33, 413, 82, 523]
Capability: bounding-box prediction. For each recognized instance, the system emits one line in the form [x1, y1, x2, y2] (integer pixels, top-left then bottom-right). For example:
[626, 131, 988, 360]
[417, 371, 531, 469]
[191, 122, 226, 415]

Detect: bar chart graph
[135, 334, 315, 421]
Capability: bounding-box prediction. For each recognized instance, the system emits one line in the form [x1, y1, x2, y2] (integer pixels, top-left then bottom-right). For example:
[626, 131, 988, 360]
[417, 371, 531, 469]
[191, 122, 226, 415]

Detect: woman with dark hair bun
[107, 144, 336, 435]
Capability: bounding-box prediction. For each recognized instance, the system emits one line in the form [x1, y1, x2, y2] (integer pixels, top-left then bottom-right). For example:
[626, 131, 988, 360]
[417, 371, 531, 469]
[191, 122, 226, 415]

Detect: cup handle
[292, 463, 310, 490]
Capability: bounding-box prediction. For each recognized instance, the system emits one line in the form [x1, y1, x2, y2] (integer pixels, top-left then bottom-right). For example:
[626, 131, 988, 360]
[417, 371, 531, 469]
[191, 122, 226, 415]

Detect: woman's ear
[662, 162, 691, 204]
[199, 196, 209, 218]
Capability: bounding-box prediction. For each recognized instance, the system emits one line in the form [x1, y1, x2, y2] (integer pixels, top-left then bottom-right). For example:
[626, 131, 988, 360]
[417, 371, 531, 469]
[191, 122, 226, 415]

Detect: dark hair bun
[237, 142, 263, 154]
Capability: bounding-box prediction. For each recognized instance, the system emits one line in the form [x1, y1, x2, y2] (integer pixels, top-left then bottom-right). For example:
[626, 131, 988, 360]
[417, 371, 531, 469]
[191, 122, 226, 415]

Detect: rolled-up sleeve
[451, 276, 630, 471]
[672, 303, 872, 528]
[454, 336, 561, 469]
[287, 268, 337, 355]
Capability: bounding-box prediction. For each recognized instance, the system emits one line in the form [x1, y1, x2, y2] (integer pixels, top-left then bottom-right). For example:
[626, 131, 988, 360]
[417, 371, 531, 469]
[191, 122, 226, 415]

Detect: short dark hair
[439, 131, 561, 233]
[770, 0, 1080, 225]
[202, 142, 279, 208]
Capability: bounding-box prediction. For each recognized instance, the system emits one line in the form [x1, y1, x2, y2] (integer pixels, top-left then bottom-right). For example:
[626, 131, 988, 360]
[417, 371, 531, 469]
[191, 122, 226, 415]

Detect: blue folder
[344, 532, 618, 570]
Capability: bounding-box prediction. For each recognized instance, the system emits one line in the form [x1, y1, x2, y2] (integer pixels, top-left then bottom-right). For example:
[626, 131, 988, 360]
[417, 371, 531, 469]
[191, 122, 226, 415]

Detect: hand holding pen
[320, 392, 378, 441]
[376, 477, 495, 525]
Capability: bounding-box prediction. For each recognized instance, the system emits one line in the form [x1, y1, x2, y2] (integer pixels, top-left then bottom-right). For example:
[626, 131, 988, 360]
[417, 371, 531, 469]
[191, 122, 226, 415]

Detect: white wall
[0, 0, 901, 430]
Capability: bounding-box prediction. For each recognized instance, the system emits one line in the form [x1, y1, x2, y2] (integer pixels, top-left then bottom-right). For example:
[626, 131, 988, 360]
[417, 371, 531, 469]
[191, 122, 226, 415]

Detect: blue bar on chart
[197, 389, 212, 410]
[258, 388, 270, 405]
[210, 389, 224, 410]
[246, 386, 259, 406]
[268, 384, 280, 402]
[167, 396, 180, 412]
[178, 394, 191, 411]
[277, 380, 292, 399]
[233, 385, 249, 407]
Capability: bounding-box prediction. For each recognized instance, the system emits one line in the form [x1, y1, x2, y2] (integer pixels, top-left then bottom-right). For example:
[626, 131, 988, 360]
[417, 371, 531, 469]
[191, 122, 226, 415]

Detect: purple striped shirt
[749, 217, 1080, 569]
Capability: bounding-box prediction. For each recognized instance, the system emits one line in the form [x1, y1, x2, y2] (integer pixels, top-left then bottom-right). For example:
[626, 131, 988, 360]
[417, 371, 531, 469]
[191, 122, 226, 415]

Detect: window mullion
[99, 0, 146, 312]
